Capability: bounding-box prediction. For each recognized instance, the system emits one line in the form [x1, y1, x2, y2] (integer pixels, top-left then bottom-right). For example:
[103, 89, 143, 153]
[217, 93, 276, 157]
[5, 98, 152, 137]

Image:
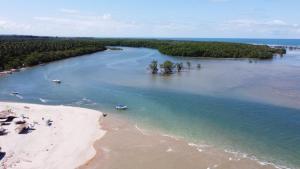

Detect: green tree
[176, 62, 183, 72]
[149, 60, 158, 74]
[0, 36, 286, 71]
[161, 60, 174, 74]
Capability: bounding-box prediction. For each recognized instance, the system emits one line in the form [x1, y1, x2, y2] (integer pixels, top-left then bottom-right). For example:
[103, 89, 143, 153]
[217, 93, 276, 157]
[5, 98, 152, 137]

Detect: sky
[0, 0, 300, 38]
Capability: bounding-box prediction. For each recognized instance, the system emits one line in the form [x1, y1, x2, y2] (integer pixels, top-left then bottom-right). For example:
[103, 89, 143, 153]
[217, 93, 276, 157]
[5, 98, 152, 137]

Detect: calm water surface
[0, 46, 300, 168]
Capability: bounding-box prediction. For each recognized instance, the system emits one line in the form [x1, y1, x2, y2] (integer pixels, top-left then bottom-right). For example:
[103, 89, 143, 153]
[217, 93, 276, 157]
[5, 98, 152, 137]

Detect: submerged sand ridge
[80, 114, 279, 169]
[0, 102, 106, 169]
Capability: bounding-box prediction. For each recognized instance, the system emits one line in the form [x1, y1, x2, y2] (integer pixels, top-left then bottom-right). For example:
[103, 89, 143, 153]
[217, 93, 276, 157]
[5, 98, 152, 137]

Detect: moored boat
[115, 105, 128, 110]
[52, 80, 61, 84]
[11, 92, 19, 95]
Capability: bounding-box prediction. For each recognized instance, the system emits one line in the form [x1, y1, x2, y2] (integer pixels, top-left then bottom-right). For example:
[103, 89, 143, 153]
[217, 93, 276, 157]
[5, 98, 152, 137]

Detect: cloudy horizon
[1, 0, 300, 38]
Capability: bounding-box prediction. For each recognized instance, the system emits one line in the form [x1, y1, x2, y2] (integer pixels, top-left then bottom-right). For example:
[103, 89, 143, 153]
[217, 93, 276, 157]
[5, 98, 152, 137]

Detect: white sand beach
[0, 102, 106, 169]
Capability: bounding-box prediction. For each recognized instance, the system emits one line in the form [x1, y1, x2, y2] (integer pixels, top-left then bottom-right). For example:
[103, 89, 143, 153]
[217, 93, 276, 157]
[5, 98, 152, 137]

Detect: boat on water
[52, 80, 61, 84]
[115, 105, 128, 110]
[11, 92, 19, 95]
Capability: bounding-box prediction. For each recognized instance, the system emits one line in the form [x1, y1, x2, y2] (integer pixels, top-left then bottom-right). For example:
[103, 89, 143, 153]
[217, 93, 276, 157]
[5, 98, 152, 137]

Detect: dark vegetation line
[0, 35, 286, 71]
[0, 38, 106, 70]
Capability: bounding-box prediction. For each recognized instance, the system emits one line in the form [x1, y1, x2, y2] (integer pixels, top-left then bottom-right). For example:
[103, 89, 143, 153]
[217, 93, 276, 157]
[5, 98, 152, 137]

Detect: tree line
[97, 39, 286, 59]
[0, 36, 286, 71]
[0, 38, 106, 70]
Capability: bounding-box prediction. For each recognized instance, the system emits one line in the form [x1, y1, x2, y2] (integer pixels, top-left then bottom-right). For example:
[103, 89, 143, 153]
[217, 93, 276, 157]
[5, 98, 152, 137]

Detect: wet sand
[80, 114, 277, 169]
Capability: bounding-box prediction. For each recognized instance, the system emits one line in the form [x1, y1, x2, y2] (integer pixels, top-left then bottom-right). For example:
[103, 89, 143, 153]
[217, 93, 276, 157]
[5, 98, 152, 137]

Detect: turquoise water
[0, 46, 300, 168]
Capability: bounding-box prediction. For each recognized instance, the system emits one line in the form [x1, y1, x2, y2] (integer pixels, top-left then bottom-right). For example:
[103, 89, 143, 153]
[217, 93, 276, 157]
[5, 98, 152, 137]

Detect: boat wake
[74, 97, 97, 106]
[39, 98, 49, 103]
[15, 94, 23, 99]
[10, 93, 23, 99]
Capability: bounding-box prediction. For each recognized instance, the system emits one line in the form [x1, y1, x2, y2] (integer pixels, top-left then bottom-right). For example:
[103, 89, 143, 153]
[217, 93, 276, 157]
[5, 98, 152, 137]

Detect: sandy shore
[80, 114, 279, 169]
[0, 102, 284, 169]
[0, 102, 106, 169]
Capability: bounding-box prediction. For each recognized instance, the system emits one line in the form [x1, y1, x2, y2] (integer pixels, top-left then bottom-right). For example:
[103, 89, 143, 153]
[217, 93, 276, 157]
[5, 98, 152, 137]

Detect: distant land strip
[0, 35, 286, 71]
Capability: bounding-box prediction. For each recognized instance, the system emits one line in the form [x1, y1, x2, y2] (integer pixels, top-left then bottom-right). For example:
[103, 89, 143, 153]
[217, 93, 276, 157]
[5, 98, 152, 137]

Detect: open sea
[0, 39, 300, 168]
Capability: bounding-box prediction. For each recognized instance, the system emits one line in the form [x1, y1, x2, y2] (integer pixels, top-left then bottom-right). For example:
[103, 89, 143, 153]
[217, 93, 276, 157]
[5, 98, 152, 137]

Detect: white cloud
[31, 12, 141, 37]
[224, 19, 296, 28]
[59, 8, 79, 14]
[26, 10, 197, 37]
[0, 18, 31, 32]
[1, 8, 300, 38]
[265, 20, 287, 26]
[151, 22, 197, 36]
[102, 14, 112, 20]
[219, 19, 300, 38]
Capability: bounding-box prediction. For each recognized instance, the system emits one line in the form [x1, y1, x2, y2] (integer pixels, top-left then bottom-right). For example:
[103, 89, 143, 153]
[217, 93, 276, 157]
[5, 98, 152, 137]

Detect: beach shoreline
[0, 102, 292, 169]
[80, 113, 283, 169]
[0, 102, 106, 169]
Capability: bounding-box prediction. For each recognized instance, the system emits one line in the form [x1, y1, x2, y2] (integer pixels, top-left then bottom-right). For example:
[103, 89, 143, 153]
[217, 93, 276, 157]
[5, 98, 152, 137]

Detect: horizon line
[1, 34, 300, 40]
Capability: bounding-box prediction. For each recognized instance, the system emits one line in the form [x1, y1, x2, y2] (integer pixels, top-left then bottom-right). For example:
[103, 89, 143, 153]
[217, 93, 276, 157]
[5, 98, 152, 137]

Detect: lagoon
[0, 46, 300, 168]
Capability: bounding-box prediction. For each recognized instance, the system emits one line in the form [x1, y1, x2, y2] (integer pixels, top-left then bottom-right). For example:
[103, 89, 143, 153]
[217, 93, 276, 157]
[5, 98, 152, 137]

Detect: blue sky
[0, 0, 300, 38]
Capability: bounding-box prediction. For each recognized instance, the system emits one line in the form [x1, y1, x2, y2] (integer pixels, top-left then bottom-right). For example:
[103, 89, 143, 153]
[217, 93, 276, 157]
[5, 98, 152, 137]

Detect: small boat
[11, 92, 19, 95]
[15, 120, 26, 125]
[16, 124, 33, 134]
[4, 116, 17, 122]
[0, 127, 8, 135]
[0, 146, 5, 160]
[47, 119, 53, 126]
[10, 69, 16, 72]
[115, 105, 128, 110]
[52, 80, 61, 84]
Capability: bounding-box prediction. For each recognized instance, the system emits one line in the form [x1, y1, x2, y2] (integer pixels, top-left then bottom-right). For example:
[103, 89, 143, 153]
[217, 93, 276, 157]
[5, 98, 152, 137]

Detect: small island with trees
[149, 60, 200, 75]
[0, 35, 286, 73]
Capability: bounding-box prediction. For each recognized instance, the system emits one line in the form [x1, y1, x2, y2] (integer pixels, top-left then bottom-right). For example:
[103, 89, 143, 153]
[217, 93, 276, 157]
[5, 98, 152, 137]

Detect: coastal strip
[80, 114, 281, 169]
[0, 102, 290, 169]
[0, 102, 106, 169]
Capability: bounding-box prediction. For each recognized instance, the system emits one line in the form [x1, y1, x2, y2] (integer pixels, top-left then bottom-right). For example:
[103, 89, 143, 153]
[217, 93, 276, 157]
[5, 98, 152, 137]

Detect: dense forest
[0, 37, 106, 70]
[97, 39, 286, 59]
[0, 36, 286, 71]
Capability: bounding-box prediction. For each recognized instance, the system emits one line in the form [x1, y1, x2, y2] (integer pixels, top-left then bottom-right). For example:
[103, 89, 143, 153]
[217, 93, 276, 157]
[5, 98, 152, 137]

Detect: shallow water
[0, 47, 300, 168]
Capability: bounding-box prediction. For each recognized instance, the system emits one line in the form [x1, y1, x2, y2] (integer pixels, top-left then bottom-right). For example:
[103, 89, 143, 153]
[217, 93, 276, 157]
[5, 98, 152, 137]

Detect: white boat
[115, 105, 128, 110]
[52, 80, 61, 84]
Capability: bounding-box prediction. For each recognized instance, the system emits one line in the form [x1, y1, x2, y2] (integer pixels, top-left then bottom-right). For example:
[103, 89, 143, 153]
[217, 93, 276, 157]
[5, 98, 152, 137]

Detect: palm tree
[149, 60, 158, 74]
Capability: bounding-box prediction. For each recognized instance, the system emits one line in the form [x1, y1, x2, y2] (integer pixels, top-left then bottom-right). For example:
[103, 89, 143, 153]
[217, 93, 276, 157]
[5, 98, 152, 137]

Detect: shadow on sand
[0, 152, 6, 161]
